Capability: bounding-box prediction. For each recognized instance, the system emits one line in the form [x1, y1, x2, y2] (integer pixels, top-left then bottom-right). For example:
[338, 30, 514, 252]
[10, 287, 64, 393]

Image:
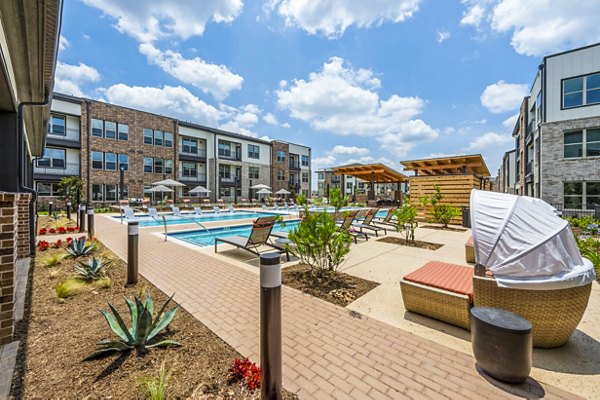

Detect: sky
[56, 0, 600, 185]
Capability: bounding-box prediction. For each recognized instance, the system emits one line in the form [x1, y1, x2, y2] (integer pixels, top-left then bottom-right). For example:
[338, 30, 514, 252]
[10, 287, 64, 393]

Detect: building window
[104, 121, 116, 139]
[38, 147, 66, 168]
[36, 182, 59, 196]
[302, 172, 309, 183]
[318, 172, 324, 180]
[249, 166, 259, 179]
[143, 157, 153, 173]
[154, 130, 163, 146]
[92, 184, 103, 202]
[182, 162, 197, 177]
[276, 150, 286, 162]
[248, 144, 260, 159]
[563, 72, 600, 108]
[48, 115, 66, 136]
[118, 154, 129, 170]
[220, 187, 231, 197]
[318, 183, 324, 189]
[143, 128, 153, 145]
[218, 142, 232, 158]
[564, 181, 600, 209]
[154, 158, 163, 174]
[219, 164, 231, 178]
[587, 182, 600, 208]
[564, 131, 583, 158]
[105, 152, 117, 171]
[118, 124, 129, 141]
[92, 151, 103, 169]
[105, 184, 117, 202]
[301, 155, 309, 166]
[164, 159, 173, 174]
[277, 170, 285, 181]
[182, 138, 197, 154]
[586, 129, 600, 157]
[564, 129, 600, 158]
[164, 132, 173, 147]
[91, 119, 103, 137]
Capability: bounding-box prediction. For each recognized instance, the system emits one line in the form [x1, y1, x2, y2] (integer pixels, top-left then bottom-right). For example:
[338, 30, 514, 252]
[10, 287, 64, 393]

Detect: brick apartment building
[35, 93, 311, 205]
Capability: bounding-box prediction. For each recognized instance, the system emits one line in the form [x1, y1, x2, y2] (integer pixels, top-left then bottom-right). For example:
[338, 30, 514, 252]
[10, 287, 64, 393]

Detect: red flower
[74, 226, 80, 231]
[53, 240, 62, 249]
[66, 237, 73, 243]
[244, 363, 261, 391]
[227, 357, 261, 390]
[48, 228, 56, 234]
[67, 227, 75, 232]
[58, 227, 67, 234]
[37, 240, 49, 251]
[38, 228, 47, 235]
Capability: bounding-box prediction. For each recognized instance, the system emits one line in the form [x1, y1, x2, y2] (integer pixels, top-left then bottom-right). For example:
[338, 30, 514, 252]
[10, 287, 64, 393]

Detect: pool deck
[93, 213, 582, 399]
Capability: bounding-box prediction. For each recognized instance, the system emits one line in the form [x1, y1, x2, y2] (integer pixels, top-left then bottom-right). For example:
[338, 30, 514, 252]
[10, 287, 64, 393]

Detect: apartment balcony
[289, 161, 301, 170]
[46, 128, 81, 148]
[178, 146, 207, 162]
[220, 176, 241, 186]
[178, 173, 207, 184]
[34, 162, 80, 178]
[288, 180, 300, 190]
[525, 162, 534, 183]
[218, 151, 242, 161]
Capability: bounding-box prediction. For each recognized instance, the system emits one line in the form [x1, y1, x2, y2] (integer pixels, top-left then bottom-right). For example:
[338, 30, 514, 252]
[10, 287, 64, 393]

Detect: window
[105, 152, 117, 170]
[564, 181, 600, 209]
[164, 132, 173, 147]
[219, 164, 231, 178]
[182, 138, 197, 154]
[346, 182, 352, 189]
[248, 144, 260, 159]
[182, 162, 197, 177]
[48, 115, 65, 135]
[587, 129, 600, 157]
[277, 170, 285, 181]
[36, 182, 59, 196]
[144, 157, 153, 173]
[220, 187, 232, 197]
[105, 184, 117, 202]
[218, 141, 232, 158]
[92, 151, 103, 169]
[154, 130, 163, 146]
[563, 73, 600, 108]
[587, 182, 600, 208]
[536, 92, 542, 124]
[248, 166, 259, 179]
[143, 128, 153, 145]
[301, 155, 309, 166]
[38, 147, 66, 168]
[91, 119, 103, 137]
[276, 150, 286, 162]
[118, 124, 129, 141]
[564, 129, 600, 158]
[318, 172, 324, 180]
[165, 159, 173, 174]
[564, 131, 583, 158]
[104, 121, 116, 139]
[118, 154, 129, 170]
[154, 158, 163, 174]
[92, 184, 103, 201]
[302, 172, 309, 183]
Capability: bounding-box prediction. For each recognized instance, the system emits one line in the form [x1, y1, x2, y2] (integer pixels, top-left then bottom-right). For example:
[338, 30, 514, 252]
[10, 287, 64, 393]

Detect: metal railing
[220, 176, 239, 183]
[289, 161, 301, 169]
[48, 127, 80, 142]
[525, 162, 533, 175]
[34, 162, 80, 176]
[178, 173, 206, 182]
[218, 151, 242, 161]
[179, 146, 207, 157]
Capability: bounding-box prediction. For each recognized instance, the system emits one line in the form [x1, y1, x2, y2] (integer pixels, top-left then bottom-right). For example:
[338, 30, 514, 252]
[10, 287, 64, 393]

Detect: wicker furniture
[400, 261, 474, 330]
[473, 273, 593, 348]
[465, 236, 475, 263]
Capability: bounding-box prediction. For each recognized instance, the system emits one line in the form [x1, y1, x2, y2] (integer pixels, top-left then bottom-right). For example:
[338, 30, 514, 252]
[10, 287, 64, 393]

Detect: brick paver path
[93, 216, 578, 399]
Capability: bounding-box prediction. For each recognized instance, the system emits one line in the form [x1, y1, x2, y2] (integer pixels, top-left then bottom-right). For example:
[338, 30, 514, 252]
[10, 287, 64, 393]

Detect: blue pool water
[170, 221, 301, 247]
[115, 211, 283, 227]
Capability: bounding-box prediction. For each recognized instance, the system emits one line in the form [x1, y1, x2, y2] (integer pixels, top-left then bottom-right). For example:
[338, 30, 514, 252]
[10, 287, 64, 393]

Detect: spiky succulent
[74, 257, 112, 281]
[65, 237, 94, 258]
[86, 292, 180, 360]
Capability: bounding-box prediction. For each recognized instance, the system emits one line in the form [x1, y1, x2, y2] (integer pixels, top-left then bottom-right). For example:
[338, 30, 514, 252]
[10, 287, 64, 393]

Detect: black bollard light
[127, 221, 139, 284]
[87, 208, 95, 238]
[78, 204, 86, 232]
[48, 201, 53, 216]
[66, 202, 72, 220]
[260, 253, 282, 400]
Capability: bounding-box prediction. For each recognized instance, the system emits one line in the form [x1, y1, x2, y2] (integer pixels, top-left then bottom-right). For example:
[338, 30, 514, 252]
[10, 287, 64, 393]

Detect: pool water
[169, 221, 301, 247]
[115, 211, 284, 227]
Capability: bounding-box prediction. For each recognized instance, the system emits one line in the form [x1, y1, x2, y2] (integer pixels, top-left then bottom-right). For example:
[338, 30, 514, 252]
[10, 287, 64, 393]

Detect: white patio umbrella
[188, 185, 211, 194]
[251, 183, 271, 190]
[275, 189, 290, 195]
[470, 189, 596, 289]
[256, 188, 272, 194]
[146, 185, 174, 193]
[152, 178, 185, 187]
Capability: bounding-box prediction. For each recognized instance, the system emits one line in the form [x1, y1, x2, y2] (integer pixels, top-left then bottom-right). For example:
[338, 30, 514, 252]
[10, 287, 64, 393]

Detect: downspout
[85, 100, 91, 205]
[213, 132, 217, 202]
[18, 92, 50, 256]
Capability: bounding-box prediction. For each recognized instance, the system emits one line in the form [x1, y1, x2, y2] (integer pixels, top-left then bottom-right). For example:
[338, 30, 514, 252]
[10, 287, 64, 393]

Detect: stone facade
[540, 116, 600, 206]
[16, 193, 31, 259]
[271, 141, 289, 194]
[0, 193, 18, 344]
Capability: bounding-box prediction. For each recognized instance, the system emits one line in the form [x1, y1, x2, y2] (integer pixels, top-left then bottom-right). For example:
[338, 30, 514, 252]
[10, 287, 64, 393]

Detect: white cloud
[276, 57, 437, 153]
[312, 155, 337, 169]
[59, 35, 70, 51]
[263, 112, 290, 128]
[82, 0, 243, 42]
[480, 80, 528, 113]
[331, 145, 370, 156]
[139, 43, 243, 100]
[460, 0, 600, 56]
[502, 113, 519, 128]
[266, 0, 421, 38]
[436, 30, 451, 43]
[54, 62, 100, 96]
[465, 132, 513, 151]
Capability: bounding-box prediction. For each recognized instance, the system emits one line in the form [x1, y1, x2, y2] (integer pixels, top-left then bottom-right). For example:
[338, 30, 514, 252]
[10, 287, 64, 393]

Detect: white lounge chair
[193, 207, 203, 216]
[228, 204, 236, 213]
[172, 206, 182, 217]
[124, 207, 137, 220]
[148, 207, 159, 219]
[213, 206, 221, 214]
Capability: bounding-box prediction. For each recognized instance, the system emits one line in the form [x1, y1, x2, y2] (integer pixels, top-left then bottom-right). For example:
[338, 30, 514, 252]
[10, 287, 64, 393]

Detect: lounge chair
[372, 208, 398, 228]
[202, 198, 211, 207]
[172, 207, 182, 217]
[214, 216, 290, 261]
[148, 207, 160, 219]
[123, 207, 137, 220]
[193, 207, 203, 216]
[228, 204, 236, 213]
[338, 211, 368, 243]
[217, 198, 225, 205]
[353, 208, 387, 237]
[182, 198, 191, 208]
[213, 206, 221, 214]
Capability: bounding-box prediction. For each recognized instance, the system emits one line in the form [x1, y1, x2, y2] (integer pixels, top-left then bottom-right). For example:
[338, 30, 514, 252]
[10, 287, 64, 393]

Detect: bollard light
[127, 221, 139, 284]
[79, 205, 86, 233]
[66, 202, 72, 220]
[48, 201, 54, 216]
[260, 253, 282, 400]
[87, 208, 95, 238]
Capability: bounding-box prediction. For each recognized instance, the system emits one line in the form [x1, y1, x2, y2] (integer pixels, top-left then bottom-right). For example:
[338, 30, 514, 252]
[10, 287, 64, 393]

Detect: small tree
[394, 202, 419, 244]
[296, 193, 307, 206]
[329, 187, 349, 212]
[56, 176, 83, 205]
[423, 185, 460, 228]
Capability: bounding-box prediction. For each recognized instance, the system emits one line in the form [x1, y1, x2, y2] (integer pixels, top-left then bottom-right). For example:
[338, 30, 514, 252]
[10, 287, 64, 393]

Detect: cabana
[401, 154, 492, 222]
[333, 163, 408, 205]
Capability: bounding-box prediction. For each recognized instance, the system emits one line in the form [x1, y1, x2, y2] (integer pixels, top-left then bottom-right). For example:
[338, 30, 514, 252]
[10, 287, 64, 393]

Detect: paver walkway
[94, 216, 578, 399]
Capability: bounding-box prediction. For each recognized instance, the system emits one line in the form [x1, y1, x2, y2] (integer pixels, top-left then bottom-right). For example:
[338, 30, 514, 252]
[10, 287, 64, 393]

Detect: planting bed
[377, 236, 443, 250]
[420, 224, 467, 232]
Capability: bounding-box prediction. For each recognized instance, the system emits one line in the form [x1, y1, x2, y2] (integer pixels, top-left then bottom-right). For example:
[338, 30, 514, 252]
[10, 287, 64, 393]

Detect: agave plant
[86, 292, 180, 360]
[65, 237, 94, 258]
[74, 257, 112, 281]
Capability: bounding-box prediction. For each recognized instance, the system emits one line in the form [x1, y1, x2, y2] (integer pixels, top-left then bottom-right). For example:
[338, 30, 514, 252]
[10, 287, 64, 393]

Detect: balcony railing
[34, 162, 80, 176]
[47, 127, 80, 142]
[289, 161, 301, 170]
[525, 162, 533, 175]
[178, 173, 206, 182]
[331, 177, 341, 183]
[179, 146, 207, 158]
[218, 151, 241, 161]
[220, 176, 240, 183]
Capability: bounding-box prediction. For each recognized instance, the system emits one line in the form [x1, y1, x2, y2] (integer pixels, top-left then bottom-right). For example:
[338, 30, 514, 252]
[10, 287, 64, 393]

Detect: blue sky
[55, 0, 600, 182]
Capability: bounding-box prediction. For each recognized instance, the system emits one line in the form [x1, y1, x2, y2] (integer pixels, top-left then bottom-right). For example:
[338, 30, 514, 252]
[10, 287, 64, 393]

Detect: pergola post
[369, 171, 375, 201]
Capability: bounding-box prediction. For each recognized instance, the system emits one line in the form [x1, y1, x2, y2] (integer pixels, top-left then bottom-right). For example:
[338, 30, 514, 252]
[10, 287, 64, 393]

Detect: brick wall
[16, 193, 30, 259]
[0, 193, 18, 344]
[81, 101, 179, 200]
[271, 141, 289, 193]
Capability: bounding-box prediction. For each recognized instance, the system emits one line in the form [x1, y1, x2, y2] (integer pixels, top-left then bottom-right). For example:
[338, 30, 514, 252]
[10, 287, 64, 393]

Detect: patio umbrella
[256, 188, 272, 195]
[152, 178, 185, 187]
[188, 185, 211, 193]
[470, 189, 596, 289]
[275, 189, 290, 195]
[146, 185, 174, 193]
[251, 183, 271, 190]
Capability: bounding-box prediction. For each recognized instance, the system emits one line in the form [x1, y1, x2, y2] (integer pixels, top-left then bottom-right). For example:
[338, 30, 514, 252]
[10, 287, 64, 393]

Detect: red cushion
[404, 261, 474, 302]
[466, 236, 474, 246]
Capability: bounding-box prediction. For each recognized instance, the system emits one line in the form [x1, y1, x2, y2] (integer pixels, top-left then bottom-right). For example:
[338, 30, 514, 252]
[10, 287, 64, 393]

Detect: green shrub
[85, 292, 180, 360]
[74, 257, 112, 281]
[296, 193, 307, 206]
[140, 361, 171, 400]
[329, 188, 349, 212]
[56, 278, 87, 299]
[43, 252, 65, 267]
[394, 203, 419, 244]
[576, 236, 600, 281]
[567, 215, 598, 229]
[65, 238, 95, 258]
[422, 185, 460, 228]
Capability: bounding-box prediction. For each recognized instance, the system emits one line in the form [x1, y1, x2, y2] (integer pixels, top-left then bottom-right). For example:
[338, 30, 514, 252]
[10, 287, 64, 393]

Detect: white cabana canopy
[470, 189, 596, 289]
[152, 179, 185, 187]
[275, 189, 290, 195]
[256, 188, 272, 194]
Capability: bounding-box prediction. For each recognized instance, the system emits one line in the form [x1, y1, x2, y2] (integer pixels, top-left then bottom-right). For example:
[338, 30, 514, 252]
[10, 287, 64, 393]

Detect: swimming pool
[115, 211, 284, 227]
[169, 221, 301, 247]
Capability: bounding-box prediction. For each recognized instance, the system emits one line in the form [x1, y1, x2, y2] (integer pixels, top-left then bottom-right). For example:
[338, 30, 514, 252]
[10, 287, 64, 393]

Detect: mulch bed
[421, 224, 468, 232]
[282, 263, 378, 307]
[36, 215, 78, 233]
[377, 236, 444, 250]
[13, 240, 297, 399]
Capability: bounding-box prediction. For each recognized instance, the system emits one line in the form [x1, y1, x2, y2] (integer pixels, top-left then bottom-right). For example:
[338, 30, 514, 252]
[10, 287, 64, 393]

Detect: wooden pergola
[401, 154, 491, 177]
[334, 163, 408, 201]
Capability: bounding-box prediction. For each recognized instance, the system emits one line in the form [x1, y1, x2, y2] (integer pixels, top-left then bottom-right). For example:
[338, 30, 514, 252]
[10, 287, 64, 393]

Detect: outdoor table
[274, 238, 293, 246]
[471, 306, 532, 383]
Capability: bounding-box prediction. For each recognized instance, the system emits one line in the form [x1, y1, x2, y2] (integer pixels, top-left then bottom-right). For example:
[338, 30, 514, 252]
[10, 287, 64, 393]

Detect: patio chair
[353, 208, 387, 237]
[217, 198, 225, 205]
[228, 204, 236, 213]
[215, 216, 290, 261]
[338, 211, 368, 243]
[182, 198, 191, 208]
[148, 207, 160, 219]
[123, 207, 137, 220]
[202, 198, 211, 207]
[213, 206, 221, 214]
[372, 207, 398, 228]
[193, 207, 203, 216]
[172, 207, 182, 217]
